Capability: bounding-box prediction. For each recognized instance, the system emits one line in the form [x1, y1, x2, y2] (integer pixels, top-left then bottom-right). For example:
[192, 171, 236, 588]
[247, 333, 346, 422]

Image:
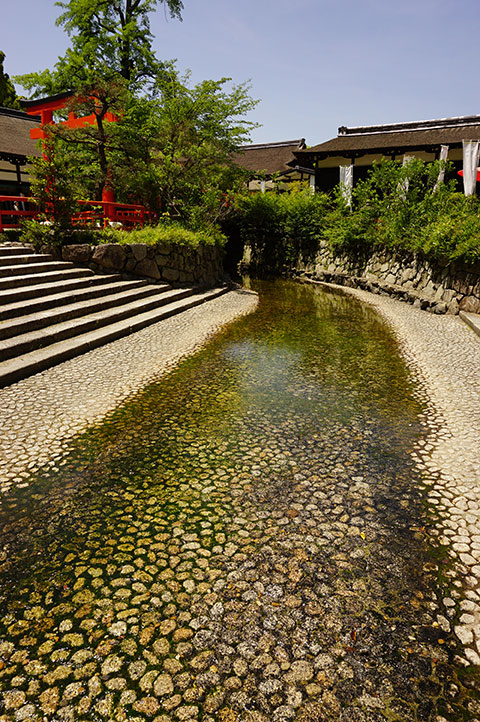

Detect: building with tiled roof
[295, 115, 480, 192]
[0, 106, 41, 195]
[233, 138, 314, 192]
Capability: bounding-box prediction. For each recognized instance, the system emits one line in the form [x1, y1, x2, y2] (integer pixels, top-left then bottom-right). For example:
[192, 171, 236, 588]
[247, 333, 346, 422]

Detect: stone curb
[459, 311, 480, 339]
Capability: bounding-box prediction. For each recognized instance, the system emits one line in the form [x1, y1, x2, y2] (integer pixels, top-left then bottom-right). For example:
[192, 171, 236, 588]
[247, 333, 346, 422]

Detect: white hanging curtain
[433, 145, 449, 191]
[398, 155, 414, 199]
[462, 140, 480, 196]
[339, 164, 353, 206]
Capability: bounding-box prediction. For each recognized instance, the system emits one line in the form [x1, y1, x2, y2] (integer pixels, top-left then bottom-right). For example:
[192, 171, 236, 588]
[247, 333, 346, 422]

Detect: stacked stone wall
[62, 242, 224, 287]
[293, 242, 480, 315]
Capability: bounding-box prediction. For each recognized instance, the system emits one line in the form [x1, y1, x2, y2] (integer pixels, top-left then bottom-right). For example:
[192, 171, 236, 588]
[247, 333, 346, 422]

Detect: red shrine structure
[23, 90, 117, 140]
[0, 91, 150, 231]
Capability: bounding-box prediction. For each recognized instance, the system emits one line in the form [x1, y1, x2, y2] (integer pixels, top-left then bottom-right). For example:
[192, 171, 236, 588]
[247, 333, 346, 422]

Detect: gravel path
[323, 282, 480, 667]
[0, 288, 258, 495]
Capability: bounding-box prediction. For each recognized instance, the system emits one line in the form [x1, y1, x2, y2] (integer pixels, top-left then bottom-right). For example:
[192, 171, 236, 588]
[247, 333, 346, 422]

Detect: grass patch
[97, 222, 227, 249]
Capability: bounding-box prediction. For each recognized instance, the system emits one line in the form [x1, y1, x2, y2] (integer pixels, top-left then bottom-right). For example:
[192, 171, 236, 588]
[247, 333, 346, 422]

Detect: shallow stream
[0, 280, 478, 721]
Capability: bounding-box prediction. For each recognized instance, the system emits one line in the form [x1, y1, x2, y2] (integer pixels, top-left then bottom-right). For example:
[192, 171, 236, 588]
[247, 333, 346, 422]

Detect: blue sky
[2, 0, 479, 145]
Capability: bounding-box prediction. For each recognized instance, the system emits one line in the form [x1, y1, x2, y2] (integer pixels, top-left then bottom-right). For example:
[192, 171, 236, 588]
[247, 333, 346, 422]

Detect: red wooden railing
[0, 195, 152, 232]
[0, 196, 38, 232]
[71, 200, 153, 229]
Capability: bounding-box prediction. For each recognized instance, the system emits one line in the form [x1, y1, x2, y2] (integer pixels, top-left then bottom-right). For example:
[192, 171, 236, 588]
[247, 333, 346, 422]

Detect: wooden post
[102, 184, 115, 226]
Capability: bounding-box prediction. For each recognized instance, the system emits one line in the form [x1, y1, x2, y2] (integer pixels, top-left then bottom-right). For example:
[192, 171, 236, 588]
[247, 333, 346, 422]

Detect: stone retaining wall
[62, 242, 224, 287]
[293, 242, 480, 315]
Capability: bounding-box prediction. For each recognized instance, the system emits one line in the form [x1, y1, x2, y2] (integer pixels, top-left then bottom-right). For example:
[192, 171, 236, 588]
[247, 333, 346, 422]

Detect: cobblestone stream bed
[0, 280, 478, 721]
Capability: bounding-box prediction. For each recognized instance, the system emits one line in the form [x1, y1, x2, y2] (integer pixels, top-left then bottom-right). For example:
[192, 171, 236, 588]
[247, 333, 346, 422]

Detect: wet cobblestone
[0, 280, 479, 720]
[0, 288, 258, 495]
[332, 283, 480, 671]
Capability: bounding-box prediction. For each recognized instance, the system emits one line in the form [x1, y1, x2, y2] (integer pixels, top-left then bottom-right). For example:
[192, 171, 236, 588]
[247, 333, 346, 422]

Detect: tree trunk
[119, 0, 132, 81]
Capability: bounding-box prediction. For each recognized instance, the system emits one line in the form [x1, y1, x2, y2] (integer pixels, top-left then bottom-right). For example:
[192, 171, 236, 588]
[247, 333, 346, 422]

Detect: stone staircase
[0, 245, 228, 387]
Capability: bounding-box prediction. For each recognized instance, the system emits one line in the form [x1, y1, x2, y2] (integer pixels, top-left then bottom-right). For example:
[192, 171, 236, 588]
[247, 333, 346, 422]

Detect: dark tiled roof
[297, 116, 480, 159]
[0, 107, 41, 160]
[337, 114, 480, 136]
[20, 90, 73, 110]
[232, 139, 306, 175]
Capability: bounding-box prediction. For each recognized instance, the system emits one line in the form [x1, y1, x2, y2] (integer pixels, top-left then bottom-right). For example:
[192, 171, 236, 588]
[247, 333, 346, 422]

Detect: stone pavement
[1, 279, 467, 722]
[329, 282, 480, 667]
[1, 279, 480, 721]
[0, 288, 258, 496]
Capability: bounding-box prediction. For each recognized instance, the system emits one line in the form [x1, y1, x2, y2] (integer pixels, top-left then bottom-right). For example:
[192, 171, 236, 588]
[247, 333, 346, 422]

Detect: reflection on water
[0, 280, 475, 722]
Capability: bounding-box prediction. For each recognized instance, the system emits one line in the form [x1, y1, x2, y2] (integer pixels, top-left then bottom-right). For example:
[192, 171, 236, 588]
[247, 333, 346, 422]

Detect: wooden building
[0, 106, 41, 195]
[294, 115, 480, 193]
[232, 138, 315, 192]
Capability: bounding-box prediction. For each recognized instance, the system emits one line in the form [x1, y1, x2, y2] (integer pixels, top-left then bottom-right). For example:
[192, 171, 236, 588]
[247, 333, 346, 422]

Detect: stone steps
[0, 245, 228, 387]
[0, 278, 151, 320]
[0, 267, 95, 292]
[0, 274, 125, 308]
[0, 283, 180, 341]
[0, 253, 54, 267]
[0, 260, 75, 278]
[0, 246, 32, 257]
[0, 287, 227, 387]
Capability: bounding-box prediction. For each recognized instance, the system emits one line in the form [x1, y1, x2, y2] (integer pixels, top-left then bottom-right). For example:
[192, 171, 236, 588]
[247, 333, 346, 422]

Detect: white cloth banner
[398, 155, 414, 199]
[462, 140, 480, 196]
[339, 164, 353, 206]
[434, 145, 449, 191]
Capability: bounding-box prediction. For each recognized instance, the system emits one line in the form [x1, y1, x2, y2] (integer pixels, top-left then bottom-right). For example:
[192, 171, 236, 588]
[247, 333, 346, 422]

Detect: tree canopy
[0, 51, 20, 109]
[16, 0, 184, 96]
[46, 66, 257, 218]
[113, 69, 258, 224]
[15, 0, 259, 234]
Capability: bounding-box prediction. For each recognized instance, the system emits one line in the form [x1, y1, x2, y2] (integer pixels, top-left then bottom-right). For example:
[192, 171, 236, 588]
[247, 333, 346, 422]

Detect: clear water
[0, 280, 475, 721]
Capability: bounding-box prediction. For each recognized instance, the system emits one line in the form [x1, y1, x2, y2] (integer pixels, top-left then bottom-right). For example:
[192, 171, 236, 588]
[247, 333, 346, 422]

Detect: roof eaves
[20, 90, 74, 109]
[339, 114, 480, 136]
[237, 138, 306, 151]
[0, 106, 41, 122]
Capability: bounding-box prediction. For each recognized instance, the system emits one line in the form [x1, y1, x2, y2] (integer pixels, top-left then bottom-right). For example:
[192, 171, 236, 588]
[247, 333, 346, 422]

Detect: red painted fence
[0, 196, 151, 233]
[0, 196, 38, 232]
[72, 200, 152, 229]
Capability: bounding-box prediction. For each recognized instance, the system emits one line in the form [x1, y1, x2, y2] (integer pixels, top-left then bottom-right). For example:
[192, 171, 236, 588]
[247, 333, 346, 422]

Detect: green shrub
[324, 159, 480, 265]
[97, 221, 226, 249]
[19, 156, 480, 269]
[0, 230, 22, 244]
[231, 189, 331, 273]
[20, 219, 99, 250]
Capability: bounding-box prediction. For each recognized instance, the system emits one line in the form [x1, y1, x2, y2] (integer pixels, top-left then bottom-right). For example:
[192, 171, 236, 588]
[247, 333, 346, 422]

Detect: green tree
[21, 142, 82, 248]
[0, 51, 20, 109]
[132, 69, 258, 226]
[14, 0, 185, 201]
[15, 0, 183, 96]
[48, 66, 258, 220]
[15, 0, 259, 232]
[46, 77, 131, 199]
